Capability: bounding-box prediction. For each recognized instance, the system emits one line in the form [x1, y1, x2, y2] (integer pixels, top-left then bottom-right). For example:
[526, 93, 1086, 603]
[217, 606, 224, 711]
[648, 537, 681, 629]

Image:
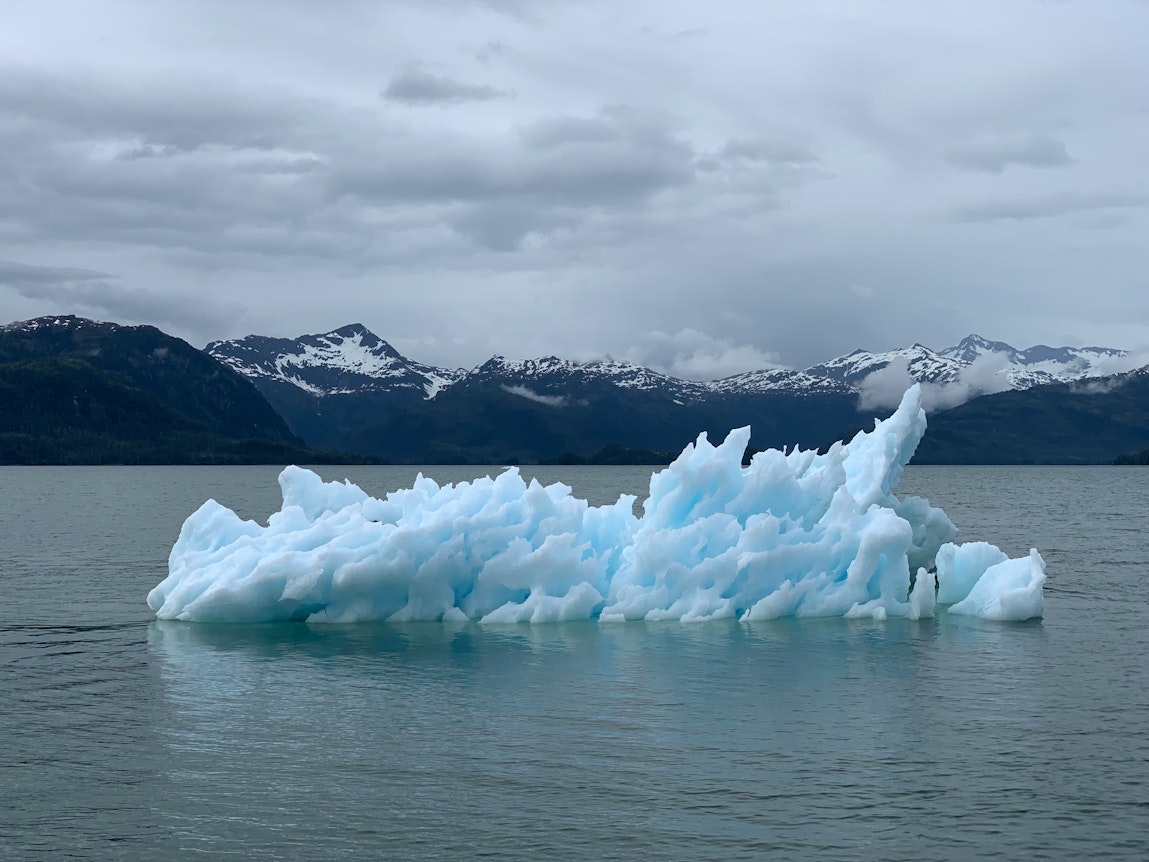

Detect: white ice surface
[147, 386, 1045, 624]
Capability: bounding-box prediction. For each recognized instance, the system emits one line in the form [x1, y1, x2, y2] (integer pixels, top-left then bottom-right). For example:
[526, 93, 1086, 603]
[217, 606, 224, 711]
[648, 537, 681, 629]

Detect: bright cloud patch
[858, 354, 1013, 412]
[501, 384, 567, 406]
[625, 328, 784, 381]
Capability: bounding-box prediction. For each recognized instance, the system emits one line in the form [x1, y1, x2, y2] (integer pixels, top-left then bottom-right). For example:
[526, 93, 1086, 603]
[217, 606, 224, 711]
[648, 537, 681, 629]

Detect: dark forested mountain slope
[0, 316, 365, 464]
[915, 368, 1149, 464]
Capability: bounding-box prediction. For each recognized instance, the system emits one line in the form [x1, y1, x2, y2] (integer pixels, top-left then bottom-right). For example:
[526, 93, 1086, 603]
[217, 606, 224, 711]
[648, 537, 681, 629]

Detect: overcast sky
[1, 0, 1146, 377]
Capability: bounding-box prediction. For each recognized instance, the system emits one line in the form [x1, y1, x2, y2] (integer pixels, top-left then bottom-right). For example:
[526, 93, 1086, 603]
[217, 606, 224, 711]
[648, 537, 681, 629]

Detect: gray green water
[2, 465, 1147, 860]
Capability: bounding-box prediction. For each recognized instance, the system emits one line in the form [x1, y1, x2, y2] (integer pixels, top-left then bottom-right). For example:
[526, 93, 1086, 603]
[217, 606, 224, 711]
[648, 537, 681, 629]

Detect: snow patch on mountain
[939, 334, 1127, 387]
[802, 335, 1132, 409]
[469, 354, 708, 400]
[3, 314, 103, 332]
[207, 324, 464, 399]
[708, 368, 853, 396]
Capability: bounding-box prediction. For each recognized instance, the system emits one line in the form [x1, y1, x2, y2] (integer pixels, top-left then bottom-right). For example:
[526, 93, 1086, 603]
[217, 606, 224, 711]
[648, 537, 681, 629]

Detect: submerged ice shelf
[147, 386, 1045, 624]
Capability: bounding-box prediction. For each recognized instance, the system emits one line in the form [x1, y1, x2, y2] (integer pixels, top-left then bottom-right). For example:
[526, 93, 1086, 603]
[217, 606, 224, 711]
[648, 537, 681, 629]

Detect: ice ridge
[147, 386, 1045, 624]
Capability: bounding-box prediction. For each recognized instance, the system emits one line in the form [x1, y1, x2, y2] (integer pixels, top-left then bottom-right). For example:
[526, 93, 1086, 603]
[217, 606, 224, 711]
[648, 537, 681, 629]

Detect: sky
[1, 0, 1146, 378]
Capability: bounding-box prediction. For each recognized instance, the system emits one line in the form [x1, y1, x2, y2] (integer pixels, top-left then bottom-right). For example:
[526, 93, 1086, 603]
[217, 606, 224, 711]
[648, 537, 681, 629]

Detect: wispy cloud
[0, 259, 246, 337]
[949, 191, 1149, 223]
[625, 328, 783, 380]
[501, 384, 567, 406]
[857, 354, 1012, 413]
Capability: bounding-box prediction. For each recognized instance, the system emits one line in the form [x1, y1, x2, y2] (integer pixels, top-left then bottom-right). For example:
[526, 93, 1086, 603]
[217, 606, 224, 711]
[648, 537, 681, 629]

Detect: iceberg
[147, 386, 1045, 624]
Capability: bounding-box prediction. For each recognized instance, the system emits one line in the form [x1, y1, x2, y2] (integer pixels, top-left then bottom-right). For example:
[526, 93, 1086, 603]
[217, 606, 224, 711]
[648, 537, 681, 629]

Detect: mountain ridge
[200, 322, 1141, 464]
[206, 324, 1130, 402]
[5, 315, 1142, 465]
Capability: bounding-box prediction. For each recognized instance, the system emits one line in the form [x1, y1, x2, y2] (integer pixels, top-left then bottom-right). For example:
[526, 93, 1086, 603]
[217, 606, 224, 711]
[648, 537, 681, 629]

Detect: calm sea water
[2, 465, 1147, 861]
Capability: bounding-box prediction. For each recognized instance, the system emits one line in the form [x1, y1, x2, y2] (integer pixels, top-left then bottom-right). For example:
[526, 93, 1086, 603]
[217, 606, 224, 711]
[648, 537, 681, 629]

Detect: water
[2, 465, 1147, 860]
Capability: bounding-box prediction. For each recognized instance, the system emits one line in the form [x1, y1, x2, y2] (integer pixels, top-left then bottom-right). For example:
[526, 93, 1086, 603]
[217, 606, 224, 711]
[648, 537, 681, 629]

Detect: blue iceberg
[147, 386, 1045, 624]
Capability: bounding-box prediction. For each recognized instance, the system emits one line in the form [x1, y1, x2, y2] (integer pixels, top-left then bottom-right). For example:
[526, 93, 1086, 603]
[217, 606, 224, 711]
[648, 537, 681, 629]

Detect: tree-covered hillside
[0, 317, 371, 464]
[915, 369, 1149, 465]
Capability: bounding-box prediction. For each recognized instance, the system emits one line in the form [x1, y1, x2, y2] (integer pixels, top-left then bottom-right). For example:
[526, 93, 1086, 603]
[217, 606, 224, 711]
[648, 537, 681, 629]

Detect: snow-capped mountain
[707, 367, 854, 396]
[464, 355, 711, 403]
[207, 324, 463, 398]
[718, 335, 1130, 396]
[802, 344, 964, 387]
[209, 327, 715, 403]
[939, 334, 1127, 388]
[209, 325, 1131, 404]
[1, 314, 113, 335]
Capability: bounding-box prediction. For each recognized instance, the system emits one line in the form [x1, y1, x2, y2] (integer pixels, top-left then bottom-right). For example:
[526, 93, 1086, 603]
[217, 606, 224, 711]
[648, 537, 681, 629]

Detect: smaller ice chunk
[907, 568, 937, 620]
[948, 549, 1046, 622]
[935, 541, 1009, 605]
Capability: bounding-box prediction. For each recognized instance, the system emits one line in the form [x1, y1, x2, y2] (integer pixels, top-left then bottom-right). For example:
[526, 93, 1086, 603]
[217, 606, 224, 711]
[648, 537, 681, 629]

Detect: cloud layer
[624, 329, 784, 381]
[0, 0, 1146, 368]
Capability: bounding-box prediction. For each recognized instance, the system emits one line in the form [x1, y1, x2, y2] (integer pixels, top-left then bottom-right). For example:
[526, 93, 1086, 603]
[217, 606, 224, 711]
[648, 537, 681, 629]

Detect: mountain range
[2, 315, 1144, 465]
[209, 326, 1127, 402]
[205, 324, 1142, 463]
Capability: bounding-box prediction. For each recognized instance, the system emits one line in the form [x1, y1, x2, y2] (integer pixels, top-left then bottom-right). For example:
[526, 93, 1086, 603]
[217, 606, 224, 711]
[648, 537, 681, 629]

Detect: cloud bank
[625, 329, 785, 381]
[0, 0, 1145, 366]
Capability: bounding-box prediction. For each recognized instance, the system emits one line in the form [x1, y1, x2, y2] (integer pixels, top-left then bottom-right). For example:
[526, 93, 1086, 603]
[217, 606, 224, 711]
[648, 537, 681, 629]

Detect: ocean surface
[2, 464, 1146, 861]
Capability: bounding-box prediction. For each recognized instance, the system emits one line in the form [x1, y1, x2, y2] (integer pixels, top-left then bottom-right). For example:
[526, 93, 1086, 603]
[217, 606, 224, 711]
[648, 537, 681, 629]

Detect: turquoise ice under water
[148, 386, 1044, 624]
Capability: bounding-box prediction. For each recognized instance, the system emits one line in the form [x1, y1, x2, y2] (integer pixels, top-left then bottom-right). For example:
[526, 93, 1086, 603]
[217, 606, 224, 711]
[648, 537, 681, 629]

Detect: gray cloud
[945, 133, 1073, 173]
[333, 105, 699, 249]
[0, 261, 113, 286]
[0, 0, 1146, 370]
[1, 63, 699, 260]
[116, 142, 199, 161]
[0, 65, 301, 154]
[0, 259, 245, 337]
[382, 67, 512, 105]
[475, 40, 506, 63]
[949, 191, 1149, 223]
[520, 115, 620, 149]
[721, 137, 818, 165]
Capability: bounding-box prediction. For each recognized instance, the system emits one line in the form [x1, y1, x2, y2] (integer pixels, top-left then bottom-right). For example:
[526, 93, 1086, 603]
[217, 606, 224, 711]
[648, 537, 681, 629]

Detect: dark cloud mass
[0, 260, 245, 335]
[944, 133, 1073, 174]
[0, 0, 1146, 370]
[382, 67, 512, 105]
[950, 191, 1149, 223]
